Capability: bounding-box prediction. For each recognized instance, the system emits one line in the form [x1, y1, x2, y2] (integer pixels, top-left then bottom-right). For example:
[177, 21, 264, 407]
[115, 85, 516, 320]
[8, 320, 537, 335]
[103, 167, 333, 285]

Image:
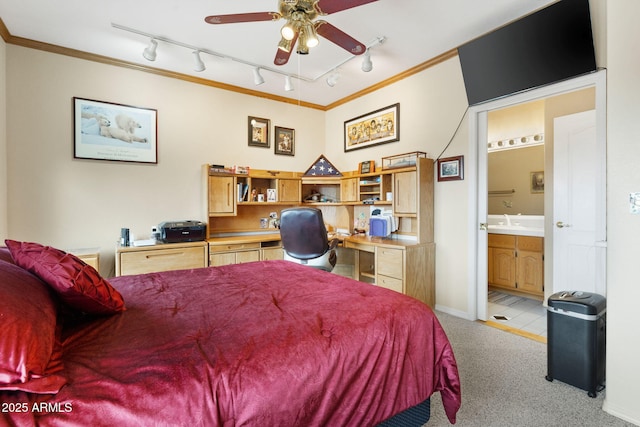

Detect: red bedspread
[1, 260, 460, 426]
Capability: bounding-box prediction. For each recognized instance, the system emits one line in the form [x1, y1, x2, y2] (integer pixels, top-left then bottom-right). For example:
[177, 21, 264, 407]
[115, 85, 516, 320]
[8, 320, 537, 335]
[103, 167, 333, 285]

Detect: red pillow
[5, 240, 125, 315]
[0, 246, 14, 263]
[0, 260, 66, 393]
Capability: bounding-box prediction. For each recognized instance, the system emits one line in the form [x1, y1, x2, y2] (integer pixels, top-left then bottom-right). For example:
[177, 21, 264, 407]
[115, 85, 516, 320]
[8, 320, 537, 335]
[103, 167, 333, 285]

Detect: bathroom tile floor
[488, 290, 547, 339]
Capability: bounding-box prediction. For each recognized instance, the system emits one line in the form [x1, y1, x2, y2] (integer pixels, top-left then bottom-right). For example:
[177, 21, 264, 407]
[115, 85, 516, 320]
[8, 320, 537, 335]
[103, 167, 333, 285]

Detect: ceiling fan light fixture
[361, 50, 373, 72]
[284, 75, 294, 92]
[281, 21, 296, 41]
[193, 51, 205, 72]
[253, 67, 265, 85]
[303, 23, 319, 48]
[142, 38, 158, 61]
[278, 36, 293, 53]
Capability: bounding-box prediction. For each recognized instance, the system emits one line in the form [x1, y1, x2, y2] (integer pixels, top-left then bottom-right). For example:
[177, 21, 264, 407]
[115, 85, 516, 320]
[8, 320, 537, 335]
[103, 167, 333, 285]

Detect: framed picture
[248, 116, 270, 148]
[437, 155, 464, 181]
[73, 97, 157, 164]
[267, 188, 277, 202]
[344, 103, 400, 152]
[530, 171, 544, 193]
[358, 160, 375, 174]
[274, 126, 295, 156]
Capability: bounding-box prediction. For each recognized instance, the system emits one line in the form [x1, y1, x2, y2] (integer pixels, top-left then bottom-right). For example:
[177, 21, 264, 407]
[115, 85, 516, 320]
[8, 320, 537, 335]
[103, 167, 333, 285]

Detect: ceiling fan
[204, 0, 379, 66]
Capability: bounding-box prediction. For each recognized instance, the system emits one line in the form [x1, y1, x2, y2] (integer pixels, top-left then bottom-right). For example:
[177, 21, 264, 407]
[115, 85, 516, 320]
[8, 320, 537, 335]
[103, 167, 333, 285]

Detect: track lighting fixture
[113, 24, 386, 90]
[253, 67, 265, 85]
[284, 75, 294, 92]
[193, 51, 205, 72]
[326, 70, 340, 87]
[361, 50, 373, 72]
[142, 39, 158, 61]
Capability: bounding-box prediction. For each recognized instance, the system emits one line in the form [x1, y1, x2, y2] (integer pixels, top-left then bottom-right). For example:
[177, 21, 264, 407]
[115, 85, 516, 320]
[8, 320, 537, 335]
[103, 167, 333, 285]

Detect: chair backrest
[280, 208, 330, 260]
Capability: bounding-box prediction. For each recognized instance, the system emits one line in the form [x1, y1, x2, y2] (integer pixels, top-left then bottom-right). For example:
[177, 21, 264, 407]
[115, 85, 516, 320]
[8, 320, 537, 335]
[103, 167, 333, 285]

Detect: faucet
[503, 214, 511, 226]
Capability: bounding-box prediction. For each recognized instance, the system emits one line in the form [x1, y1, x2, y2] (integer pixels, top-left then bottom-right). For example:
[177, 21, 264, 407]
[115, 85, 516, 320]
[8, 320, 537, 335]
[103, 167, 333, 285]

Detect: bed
[0, 241, 460, 426]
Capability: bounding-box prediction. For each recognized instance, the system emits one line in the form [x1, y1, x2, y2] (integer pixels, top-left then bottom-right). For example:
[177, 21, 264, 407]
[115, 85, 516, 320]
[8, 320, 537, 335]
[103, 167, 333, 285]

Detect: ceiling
[0, 0, 557, 108]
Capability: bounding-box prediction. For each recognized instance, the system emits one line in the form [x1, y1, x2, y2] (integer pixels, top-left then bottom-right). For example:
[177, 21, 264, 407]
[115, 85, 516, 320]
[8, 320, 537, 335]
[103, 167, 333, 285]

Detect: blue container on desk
[369, 217, 389, 237]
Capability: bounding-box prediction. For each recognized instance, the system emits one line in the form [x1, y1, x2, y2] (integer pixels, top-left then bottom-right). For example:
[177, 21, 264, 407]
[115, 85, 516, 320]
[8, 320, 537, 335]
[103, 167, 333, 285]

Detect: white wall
[601, 0, 640, 423]
[4, 46, 325, 276]
[325, 57, 471, 314]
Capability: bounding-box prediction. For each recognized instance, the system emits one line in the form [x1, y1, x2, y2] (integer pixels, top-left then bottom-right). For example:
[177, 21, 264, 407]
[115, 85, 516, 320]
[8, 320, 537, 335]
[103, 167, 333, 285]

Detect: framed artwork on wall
[274, 126, 295, 156]
[73, 97, 157, 164]
[437, 155, 464, 181]
[248, 116, 270, 148]
[344, 103, 400, 152]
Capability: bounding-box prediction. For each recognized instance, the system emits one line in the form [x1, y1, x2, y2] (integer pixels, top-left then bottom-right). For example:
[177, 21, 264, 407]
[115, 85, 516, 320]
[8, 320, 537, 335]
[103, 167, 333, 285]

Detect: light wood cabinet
[115, 241, 208, 276]
[208, 175, 236, 216]
[340, 177, 359, 202]
[278, 178, 301, 202]
[393, 170, 417, 215]
[208, 238, 283, 267]
[488, 234, 543, 296]
[345, 238, 435, 307]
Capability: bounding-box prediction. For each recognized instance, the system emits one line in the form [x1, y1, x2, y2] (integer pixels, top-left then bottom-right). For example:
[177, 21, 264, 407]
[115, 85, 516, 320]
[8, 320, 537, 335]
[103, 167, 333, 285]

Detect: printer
[158, 220, 206, 243]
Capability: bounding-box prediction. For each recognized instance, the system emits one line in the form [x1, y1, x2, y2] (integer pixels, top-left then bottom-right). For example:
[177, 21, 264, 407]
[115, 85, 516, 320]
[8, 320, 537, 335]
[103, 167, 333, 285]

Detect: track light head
[284, 75, 294, 92]
[253, 67, 265, 85]
[143, 39, 158, 61]
[326, 71, 340, 87]
[193, 51, 205, 72]
[361, 50, 373, 72]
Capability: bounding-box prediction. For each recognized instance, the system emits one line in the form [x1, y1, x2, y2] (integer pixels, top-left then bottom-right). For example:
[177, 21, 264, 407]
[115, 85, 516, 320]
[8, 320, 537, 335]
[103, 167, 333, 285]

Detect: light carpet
[424, 310, 634, 427]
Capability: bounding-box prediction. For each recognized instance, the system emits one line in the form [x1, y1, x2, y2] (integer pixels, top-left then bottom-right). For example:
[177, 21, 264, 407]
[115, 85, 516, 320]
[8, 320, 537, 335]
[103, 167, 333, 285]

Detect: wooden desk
[343, 235, 435, 307]
[115, 241, 208, 276]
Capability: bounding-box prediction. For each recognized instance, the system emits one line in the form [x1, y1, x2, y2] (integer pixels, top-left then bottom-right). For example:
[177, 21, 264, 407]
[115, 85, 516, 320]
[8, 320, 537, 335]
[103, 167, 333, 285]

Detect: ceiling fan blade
[316, 0, 379, 15]
[205, 12, 280, 25]
[315, 21, 366, 55]
[274, 33, 299, 66]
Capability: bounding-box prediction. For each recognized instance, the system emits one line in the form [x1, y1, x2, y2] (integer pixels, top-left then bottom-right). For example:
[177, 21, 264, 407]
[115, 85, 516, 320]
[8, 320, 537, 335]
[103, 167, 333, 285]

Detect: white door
[553, 110, 606, 295]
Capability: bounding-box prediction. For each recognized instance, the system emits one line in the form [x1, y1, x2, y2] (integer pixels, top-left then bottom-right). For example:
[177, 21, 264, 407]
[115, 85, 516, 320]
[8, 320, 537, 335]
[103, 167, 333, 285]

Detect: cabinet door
[517, 250, 544, 293]
[236, 250, 260, 264]
[491, 248, 516, 288]
[208, 176, 236, 215]
[210, 252, 236, 267]
[340, 177, 358, 202]
[393, 171, 417, 214]
[278, 179, 301, 202]
[261, 247, 284, 261]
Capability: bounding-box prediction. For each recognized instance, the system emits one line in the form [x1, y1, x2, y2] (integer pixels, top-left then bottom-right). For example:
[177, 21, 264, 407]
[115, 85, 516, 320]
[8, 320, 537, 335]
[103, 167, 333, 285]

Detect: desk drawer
[377, 274, 404, 294]
[209, 242, 261, 252]
[119, 246, 206, 276]
[344, 240, 375, 253]
[376, 247, 404, 279]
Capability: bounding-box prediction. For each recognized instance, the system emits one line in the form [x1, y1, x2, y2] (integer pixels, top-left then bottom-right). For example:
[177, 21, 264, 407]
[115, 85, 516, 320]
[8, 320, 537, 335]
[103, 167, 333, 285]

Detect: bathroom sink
[487, 224, 544, 237]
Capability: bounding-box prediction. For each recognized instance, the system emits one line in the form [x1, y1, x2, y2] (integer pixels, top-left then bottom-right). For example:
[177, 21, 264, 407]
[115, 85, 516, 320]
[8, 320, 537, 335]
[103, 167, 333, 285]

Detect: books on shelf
[237, 183, 249, 202]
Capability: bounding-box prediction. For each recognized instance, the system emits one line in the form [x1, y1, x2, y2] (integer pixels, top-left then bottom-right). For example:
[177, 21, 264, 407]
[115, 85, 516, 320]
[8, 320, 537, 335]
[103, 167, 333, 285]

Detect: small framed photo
[248, 116, 270, 148]
[267, 188, 277, 202]
[437, 155, 464, 181]
[275, 126, 295, 156]
[358, 161, 375, 174]
[73, 97, 157, 164]
[530, 171, 544, 193]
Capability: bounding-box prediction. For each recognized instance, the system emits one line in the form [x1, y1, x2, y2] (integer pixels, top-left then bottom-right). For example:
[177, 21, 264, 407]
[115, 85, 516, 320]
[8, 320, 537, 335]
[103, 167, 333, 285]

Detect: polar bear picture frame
[74, 97, 158, 164]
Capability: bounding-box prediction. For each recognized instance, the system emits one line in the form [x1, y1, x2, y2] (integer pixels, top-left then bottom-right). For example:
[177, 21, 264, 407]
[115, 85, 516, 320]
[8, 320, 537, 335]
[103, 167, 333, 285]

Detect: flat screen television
[457, 0, 597, 106]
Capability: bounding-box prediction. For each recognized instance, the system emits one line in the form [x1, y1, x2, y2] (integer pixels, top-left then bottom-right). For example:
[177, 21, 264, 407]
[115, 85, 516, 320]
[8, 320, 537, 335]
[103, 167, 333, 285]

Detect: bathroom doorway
[468, 70, 606, 324]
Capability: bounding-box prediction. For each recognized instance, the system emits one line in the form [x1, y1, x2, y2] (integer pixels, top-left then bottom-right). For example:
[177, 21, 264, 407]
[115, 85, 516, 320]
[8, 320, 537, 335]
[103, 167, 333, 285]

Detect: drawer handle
[146, 252, 184, 259]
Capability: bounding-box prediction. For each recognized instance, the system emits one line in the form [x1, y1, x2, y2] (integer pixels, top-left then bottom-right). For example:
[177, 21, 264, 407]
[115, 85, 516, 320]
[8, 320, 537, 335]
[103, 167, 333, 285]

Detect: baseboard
[434, 304, 475, 320]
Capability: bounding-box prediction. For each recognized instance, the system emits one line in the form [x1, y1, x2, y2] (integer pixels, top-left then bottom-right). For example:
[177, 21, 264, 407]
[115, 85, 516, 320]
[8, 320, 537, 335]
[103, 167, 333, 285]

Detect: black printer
[158, 220, 206, 243]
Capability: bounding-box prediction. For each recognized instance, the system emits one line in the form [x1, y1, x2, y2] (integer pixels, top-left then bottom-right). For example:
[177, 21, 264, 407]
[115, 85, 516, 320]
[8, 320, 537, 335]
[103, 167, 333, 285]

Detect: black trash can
[545, 291, 606, 397]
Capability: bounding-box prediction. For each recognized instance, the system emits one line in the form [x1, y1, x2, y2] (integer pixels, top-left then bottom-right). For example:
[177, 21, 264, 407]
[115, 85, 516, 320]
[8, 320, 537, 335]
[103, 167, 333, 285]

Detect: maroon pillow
[0, 260, 66, 393]
[5, 240, 125, 315]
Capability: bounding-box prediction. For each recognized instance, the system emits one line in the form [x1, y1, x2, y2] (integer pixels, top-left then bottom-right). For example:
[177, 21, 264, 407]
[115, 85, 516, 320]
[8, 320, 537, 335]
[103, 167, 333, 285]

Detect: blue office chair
[279, 207, 338, 272]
